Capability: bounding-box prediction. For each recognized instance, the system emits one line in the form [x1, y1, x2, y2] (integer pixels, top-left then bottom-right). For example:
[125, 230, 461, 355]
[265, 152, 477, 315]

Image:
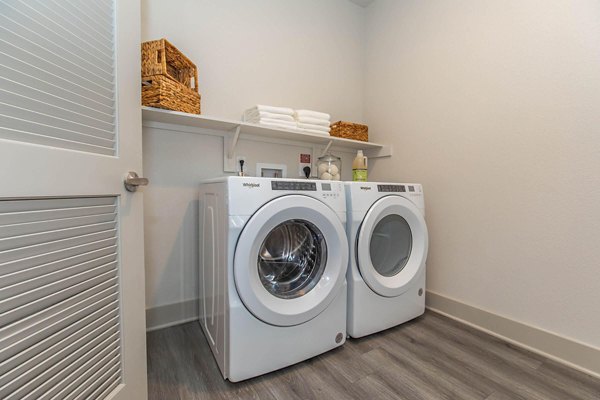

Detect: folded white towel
[245, 110, 295, 122]
[247, 117, 297, 127]
[250, 105, 295, 116]
[296, 116, 331, 127]
[259, 121, 300, 131]
[299, 128, 330, 136]
[295, 109, 331, 121]
[297, 122, 331, 133]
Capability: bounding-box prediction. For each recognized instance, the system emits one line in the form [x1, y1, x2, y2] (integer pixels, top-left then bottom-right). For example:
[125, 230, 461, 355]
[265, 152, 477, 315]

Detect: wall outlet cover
[299, 153, 311, 177]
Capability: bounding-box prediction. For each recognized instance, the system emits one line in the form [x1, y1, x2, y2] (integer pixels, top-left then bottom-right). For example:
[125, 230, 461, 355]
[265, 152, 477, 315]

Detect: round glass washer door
[258, 219, 327, 299]
[356, 195, 428, 297]
[234, 195, 348, 327]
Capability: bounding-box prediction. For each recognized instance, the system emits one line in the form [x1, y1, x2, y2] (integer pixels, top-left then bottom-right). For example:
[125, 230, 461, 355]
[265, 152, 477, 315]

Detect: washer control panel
[271, 181, 317, 191]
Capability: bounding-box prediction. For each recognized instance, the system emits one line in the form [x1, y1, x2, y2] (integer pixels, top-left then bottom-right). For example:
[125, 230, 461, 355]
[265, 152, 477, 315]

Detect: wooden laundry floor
[147, 311, 600, 400]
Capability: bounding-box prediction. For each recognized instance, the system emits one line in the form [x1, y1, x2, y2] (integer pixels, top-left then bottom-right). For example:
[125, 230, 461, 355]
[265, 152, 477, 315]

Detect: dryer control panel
[377, 184, 420, 193]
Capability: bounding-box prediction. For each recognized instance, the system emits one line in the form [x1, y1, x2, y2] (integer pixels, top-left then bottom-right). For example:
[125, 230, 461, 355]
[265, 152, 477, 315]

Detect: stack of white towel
[244, 105, 298, 130]
[294, 109, 331, 135]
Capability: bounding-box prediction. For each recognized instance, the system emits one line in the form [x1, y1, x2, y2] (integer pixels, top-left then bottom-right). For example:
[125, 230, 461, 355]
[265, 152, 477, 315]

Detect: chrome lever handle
[124, 171, 149, 192]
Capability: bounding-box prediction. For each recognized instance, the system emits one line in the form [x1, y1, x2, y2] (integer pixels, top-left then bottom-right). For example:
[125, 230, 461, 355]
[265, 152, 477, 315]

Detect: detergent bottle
[352, 150, 368, 182]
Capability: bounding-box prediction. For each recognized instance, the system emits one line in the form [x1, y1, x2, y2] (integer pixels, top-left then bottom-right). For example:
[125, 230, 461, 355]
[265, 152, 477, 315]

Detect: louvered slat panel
[77, 369, 122, 400]
[1, 314, 119, 383]
[0, 204, 116, 225]
[26, 0, 114, 60]
[0, 245, 117, 288]
[0, 10, 113, 82]
[0, 197, 115, 213]
[5, 0, 113, 68]
[1, 65, 114, 115]
[0, 220, 117, 252]
[0, 230, 117, 264]
[0, 213, 116, 239]
[0, 79, 115, 129]
[57, 0, 113, 40]
[0, 284, 117, 345]
[47, 353, 121, 400]
[0, 327, 119, 397]
[0, 237, 117, 276]
[0, 299, 119, 375]
[0, 197, 122, 399]
[0, 101, 114, 141]
[0, 282, 117, 348]
[0, 0, 116, 155]
[0, 57, 113, 108]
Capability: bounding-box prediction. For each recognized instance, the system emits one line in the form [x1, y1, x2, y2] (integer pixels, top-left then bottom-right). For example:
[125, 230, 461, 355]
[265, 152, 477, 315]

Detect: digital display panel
[272, 181, 317, 191]
[321, 183, 332, 191]
[377, 184, 406, 192]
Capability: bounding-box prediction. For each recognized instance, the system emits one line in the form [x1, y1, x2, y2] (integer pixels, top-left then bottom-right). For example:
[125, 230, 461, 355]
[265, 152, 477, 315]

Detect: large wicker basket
[141, 38, 201, 114]
[330, 121, 369, 142]
[142, 75, 201, 114]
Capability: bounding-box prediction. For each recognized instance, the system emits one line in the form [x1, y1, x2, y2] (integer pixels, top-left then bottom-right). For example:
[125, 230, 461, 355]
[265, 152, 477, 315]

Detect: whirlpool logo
[242, 183, 260, 188]
[360, 186, 372, 191]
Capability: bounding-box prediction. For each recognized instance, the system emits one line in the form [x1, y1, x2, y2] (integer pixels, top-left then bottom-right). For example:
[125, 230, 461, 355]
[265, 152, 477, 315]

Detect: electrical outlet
[236, 156, 247, 174]
[299, 153, 311, 178]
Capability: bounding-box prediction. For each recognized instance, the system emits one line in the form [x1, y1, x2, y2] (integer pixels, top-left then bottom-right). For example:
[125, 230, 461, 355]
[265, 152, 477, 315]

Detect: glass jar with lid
[317, 153, 341, 181]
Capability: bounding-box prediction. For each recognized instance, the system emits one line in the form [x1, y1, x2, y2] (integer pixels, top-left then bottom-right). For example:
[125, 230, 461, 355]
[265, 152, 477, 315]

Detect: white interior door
[0, 1, 147, 399]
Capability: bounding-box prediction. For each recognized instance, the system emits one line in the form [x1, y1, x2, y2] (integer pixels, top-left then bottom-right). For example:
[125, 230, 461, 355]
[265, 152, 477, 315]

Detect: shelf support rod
[228, 125, 242, 159]
[320, 140, 333, 157]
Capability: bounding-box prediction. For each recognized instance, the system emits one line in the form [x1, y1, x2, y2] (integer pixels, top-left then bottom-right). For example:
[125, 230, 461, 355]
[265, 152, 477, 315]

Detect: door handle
[124, 171, 149, 192]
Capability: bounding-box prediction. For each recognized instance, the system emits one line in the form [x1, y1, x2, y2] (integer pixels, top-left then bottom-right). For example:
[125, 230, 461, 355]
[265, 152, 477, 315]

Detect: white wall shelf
[142, 107, 392, 172]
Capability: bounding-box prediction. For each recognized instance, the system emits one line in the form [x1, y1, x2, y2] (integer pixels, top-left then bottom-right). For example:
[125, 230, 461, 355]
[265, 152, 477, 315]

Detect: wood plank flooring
[147, 311, 600, 399]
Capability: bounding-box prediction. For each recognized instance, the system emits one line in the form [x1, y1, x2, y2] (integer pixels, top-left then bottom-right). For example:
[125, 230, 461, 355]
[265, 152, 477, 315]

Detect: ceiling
[348, 0, 375, 8]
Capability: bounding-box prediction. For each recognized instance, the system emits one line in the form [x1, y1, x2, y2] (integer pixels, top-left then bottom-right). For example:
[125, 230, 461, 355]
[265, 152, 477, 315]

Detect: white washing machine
[345, 182, 428, 338]
[198, 176, 348, 381]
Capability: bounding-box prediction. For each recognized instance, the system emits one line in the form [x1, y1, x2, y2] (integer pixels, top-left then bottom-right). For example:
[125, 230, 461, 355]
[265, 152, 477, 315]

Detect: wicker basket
[330, 121, 369, 142]
[141, 38, 201, 114]
[142, 38, 198, 91]
[142, 75, 201, 114]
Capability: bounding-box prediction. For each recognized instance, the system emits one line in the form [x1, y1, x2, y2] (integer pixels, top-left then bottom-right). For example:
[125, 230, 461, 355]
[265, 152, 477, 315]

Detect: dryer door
[234, 195, 348, 326]
[357, 195, 428, 297]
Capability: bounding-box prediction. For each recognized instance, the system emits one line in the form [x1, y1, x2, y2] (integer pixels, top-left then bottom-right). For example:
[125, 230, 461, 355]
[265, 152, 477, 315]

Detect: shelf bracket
[320, 140, 333, 157]
[223, 125, 242, 172]
[364, 145, 393, 159]
[228, 125, 241, 159]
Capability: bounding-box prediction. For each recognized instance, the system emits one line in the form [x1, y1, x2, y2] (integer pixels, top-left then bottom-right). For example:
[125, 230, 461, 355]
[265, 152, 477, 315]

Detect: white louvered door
[0, 1, 147, 400]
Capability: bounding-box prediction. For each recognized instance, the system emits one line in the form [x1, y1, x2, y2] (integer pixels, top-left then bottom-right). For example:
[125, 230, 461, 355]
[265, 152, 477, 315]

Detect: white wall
[142, 0, 365, 121]
[141, 0, 366, 316]
[365, 0, 600, 348]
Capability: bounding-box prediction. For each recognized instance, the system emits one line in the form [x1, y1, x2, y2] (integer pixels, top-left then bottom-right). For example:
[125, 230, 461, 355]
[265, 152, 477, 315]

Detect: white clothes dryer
[199, 177, 348, 381]
[345, 182, 428, 338]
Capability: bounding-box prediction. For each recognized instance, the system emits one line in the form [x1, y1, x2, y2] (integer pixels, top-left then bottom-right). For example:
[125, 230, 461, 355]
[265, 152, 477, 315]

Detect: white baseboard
[146, 299, 199, 332]
[426, 290, 600, 379]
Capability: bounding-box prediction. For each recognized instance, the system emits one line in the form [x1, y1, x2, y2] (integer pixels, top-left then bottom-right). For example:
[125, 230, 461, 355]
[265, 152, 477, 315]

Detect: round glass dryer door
[234, 195, 348, 327]
[369, 214, 413, 277]
[356, 195, 428, 297]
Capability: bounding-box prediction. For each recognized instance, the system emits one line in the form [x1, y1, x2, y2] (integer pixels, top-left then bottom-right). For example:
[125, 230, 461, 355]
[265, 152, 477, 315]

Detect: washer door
[357, 195, 428, 297]
[234, 195, 348, 326]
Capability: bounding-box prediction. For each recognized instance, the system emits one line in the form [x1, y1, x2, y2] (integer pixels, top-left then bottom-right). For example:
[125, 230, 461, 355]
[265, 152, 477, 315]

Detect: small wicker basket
[141, 38, 201, 114]
[330, 121, 369, 142]
[142, 75, 201, 114]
